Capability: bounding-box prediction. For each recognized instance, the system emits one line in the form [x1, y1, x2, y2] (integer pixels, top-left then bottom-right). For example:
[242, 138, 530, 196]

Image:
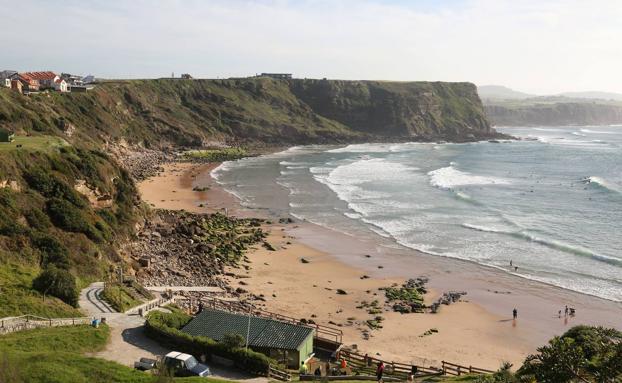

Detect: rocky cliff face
[0, 78, 498, 148]
[485, 103, 622, 126]
[290, 79, 495, 141]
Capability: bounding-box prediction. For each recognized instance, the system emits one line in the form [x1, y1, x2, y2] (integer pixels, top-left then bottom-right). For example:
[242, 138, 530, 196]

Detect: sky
[2, 0, 622, 95]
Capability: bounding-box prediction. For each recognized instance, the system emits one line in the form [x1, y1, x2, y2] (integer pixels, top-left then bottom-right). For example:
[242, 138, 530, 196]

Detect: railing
[125, 296, 176, 316]
[0, 315, 91, 335]
[203, 298, 344, 343]
[269, 365, 292, 381]
[339, 349, 443, 380]
[441, 360, 495, 376]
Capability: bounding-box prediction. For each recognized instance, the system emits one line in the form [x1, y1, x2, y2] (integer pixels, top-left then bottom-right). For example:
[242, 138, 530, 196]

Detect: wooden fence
[441, 360, 495, 376]
[268, 365, 292, 381]
[339, 349, 443, 380]
[0, 315, 91, 335]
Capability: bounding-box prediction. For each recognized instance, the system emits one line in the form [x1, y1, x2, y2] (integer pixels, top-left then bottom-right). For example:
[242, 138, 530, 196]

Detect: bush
[518, 325, 622, 382]
[32, 234, 70, 269]
[24, 208, 52, 230]
[46, 198, 103, 242]
[32, 266, 79, 307]
[222, 333, 246, 349]
[24, 168, 86, 208]
[145, 312, 273, 376]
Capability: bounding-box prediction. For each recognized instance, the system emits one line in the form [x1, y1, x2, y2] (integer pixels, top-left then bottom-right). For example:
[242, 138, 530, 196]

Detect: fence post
[469, 365, 473, 373]
[457, 366, 461, 376]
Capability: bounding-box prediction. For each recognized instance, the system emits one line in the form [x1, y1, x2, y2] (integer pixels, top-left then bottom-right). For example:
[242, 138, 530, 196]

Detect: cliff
[485, 102, 622, 126]
[0, 78, 498, 149]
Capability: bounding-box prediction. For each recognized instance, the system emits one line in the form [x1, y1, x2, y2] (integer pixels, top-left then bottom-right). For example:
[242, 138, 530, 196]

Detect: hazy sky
[2, 0, 621, 94]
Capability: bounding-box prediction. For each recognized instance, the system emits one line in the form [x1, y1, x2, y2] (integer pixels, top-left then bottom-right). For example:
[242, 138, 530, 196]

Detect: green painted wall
[297, 332, 315, 364]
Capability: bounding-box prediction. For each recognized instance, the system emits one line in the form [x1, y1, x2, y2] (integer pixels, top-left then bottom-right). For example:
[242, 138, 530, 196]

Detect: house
[0, 70, 16, 87]
[10, 79, 23, 93]
[0, 128, 15, 143]
[259, 73, 292, 80]
[61, 72, 83, 85]
[53, 78, 69, 92]
[82, 75, 95, 84]
[19, 71, 60, 90]
[181, 308, 314, 368]
[11, 73, 40, 93]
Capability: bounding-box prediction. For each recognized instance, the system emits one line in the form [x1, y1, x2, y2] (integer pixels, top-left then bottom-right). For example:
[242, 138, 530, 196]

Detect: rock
[336, 289, 348, 295]
[300, 258, 310, 264]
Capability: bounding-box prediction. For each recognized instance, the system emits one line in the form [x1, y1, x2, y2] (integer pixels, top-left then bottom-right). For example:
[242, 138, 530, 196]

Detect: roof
[182, 308, 314, 351]
[20, 71, 58, 80]
[165, 351, 194, 361]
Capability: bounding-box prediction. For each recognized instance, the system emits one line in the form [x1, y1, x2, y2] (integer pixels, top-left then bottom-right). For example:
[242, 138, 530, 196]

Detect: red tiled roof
[20, 71, 58, 80]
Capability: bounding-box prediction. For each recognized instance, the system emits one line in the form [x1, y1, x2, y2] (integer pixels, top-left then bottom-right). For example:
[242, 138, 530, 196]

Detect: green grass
[183, 147, 248, 162]
[0, 324, 228, 383]
[0, 135, 68, 153]
[0, 260, 82, 318]
[100, 284, 142, 312]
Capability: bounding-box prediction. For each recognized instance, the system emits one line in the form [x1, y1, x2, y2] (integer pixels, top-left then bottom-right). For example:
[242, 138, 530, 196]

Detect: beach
[138, 160, 622, 371]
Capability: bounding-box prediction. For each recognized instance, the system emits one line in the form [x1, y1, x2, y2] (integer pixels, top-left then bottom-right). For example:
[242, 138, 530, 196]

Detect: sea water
[212, 126, 622, 302]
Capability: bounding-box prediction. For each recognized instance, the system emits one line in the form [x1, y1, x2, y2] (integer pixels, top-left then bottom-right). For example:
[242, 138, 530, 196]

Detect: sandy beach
[138, 161, 622, 371]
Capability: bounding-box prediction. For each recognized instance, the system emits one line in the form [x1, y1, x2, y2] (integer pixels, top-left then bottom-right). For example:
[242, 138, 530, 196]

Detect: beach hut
[0, 128, 14, 143]
[181, 308, 314, 368]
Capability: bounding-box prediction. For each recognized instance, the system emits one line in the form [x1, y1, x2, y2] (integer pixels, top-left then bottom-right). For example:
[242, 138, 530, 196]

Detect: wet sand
[138, 161, 622, 371]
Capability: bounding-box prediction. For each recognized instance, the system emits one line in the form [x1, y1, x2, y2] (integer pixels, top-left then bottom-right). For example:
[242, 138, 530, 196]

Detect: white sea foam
[580, 128, 616, 134]
[585, 176, 622, 194]
[572, 131, 587, 137]
[428, 166, 510, 190]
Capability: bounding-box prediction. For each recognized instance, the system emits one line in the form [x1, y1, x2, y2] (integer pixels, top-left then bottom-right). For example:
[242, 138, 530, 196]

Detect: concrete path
[79, 282, 267, 382]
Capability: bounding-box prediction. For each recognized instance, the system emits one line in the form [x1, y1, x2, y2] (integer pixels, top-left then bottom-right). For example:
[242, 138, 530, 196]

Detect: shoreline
[137, 160, 622, 371]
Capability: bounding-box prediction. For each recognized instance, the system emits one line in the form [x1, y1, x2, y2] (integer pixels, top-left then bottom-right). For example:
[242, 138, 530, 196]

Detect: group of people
[558, 305, 576, 318]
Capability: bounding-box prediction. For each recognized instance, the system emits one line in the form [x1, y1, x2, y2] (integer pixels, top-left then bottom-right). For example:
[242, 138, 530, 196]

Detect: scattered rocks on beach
[430, 291, 467, 313]
[126, 210, 266, 295]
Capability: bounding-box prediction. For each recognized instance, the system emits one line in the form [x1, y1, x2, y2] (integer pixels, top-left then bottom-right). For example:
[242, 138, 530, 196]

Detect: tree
[33, 234, 70, 269]
[518, 326, 622, 383]
[222, 332, 246, 349]
[32, 266, 79, 307]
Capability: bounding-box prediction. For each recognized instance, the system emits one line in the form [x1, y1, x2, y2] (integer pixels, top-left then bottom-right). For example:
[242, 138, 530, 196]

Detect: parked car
[163, 351, 211, 377]
[134, 357, 158, 371]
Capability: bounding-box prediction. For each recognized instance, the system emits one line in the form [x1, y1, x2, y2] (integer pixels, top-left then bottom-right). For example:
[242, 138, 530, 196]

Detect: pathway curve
[79, 282, 267, 382]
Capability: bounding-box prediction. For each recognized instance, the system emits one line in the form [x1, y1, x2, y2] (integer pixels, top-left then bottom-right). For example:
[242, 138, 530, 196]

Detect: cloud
[1, 0, 621, 94]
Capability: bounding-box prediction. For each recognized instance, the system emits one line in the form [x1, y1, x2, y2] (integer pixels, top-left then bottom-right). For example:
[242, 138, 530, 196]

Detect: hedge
[145, 311, 274, 376]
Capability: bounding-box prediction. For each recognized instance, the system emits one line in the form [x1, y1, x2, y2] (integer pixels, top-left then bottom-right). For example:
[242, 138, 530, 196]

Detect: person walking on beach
[513, 308, 518, 320]
[565, 305, 569, 317]
[376, 361, 385, 383]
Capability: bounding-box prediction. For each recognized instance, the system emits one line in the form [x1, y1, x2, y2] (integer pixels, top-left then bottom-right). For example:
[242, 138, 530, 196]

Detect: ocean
[212, 126, 622, 302]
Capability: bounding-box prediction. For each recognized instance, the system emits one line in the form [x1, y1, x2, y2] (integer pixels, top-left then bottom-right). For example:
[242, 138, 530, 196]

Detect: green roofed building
[182, 308, 314, 368]
[0, 128, 14, 143]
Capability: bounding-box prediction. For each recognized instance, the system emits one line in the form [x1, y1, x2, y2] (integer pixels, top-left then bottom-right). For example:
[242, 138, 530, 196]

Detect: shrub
[32, 266, 79, 307]
[32, 234, 70, 269]
[518, 325, 622, 382]
[24, 208, 52, 230]
[222, 333, 246, 349]
[46, 198, 103, 242]
[24, 168, 86, 208]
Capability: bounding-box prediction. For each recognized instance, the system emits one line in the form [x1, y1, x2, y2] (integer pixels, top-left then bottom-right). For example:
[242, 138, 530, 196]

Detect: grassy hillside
[0, 78, 496, 149]
[0, 140, 141, 317]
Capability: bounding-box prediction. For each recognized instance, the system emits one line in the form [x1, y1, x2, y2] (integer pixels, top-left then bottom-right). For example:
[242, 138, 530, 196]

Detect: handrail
[441, 360, 495, 376]
[339, 349, 442, 377]
[269, 365, 292, 381]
